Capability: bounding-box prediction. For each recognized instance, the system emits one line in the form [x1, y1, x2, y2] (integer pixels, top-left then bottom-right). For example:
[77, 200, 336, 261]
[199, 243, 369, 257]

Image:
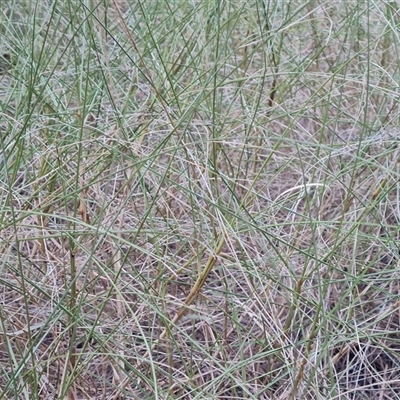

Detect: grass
[0, 0, 400, 399]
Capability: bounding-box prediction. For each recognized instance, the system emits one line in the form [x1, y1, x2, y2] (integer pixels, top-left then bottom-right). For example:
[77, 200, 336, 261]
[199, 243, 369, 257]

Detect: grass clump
[0, 1, 399, 399]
